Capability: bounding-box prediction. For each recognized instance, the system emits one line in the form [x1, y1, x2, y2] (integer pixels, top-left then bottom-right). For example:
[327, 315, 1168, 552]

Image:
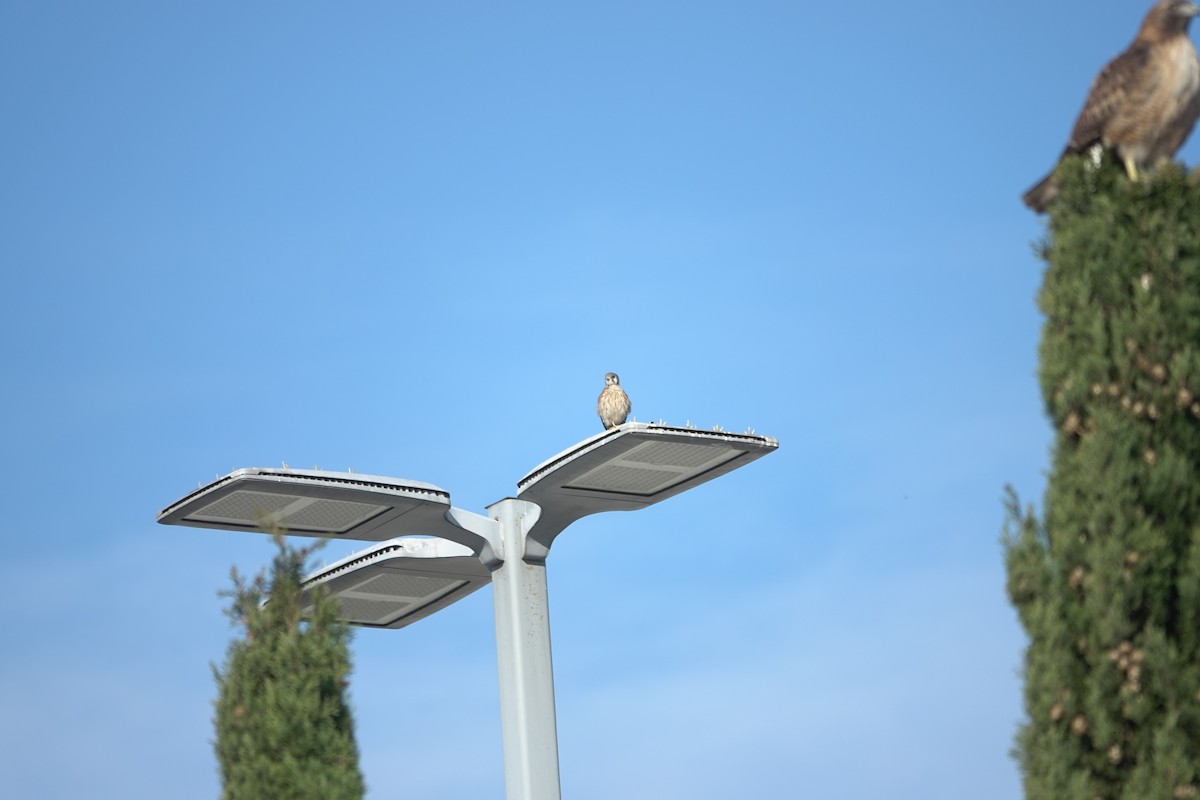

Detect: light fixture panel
[301, 537, 492, 629]
[516, 423, 778, 552]
[563, 439, 742, 495]
[157, 468, 453, 541]
[183, 489, 390, 533]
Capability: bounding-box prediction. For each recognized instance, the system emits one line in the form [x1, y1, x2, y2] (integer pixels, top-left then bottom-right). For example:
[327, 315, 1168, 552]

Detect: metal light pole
[159, 422, 777, 800]
[488, 498, 560, 799]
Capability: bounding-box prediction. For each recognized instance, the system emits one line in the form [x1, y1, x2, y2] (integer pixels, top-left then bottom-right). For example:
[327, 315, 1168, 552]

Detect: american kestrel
[597, 372, 631, 430]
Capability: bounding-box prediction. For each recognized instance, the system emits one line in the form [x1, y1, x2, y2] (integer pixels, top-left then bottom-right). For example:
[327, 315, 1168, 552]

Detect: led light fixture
[517, 423, 779, 554]
[300, 537, 491, 629]
[158, 468, 459, 543]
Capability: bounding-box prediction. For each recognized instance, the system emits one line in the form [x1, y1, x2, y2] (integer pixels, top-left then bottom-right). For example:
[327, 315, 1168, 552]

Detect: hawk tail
[1023, 171, 1058, 213]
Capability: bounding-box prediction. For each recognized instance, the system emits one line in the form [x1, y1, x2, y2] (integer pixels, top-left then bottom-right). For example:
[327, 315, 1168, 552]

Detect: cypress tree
[1005, 155, 1200, 799]
[213, 533, 365, 800]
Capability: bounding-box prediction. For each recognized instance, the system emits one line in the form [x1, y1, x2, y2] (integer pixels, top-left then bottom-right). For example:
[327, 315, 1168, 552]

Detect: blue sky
[4, 1, 1196, 798]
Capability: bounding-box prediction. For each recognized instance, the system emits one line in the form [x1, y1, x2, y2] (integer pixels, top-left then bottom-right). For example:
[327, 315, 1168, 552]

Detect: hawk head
[1143, 0, 1199, 38]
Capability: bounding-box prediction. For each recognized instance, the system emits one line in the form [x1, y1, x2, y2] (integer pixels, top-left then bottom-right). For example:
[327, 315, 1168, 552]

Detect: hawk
[596, 372, 631, 430]
[1023, 0, 1200, 212]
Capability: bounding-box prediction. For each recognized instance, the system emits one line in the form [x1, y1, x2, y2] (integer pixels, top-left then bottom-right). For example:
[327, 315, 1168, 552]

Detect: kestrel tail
[597, 372, 631, 430]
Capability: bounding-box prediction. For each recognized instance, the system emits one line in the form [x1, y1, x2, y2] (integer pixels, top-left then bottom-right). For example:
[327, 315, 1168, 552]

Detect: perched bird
[1023, 0, 1200, 212]
[596, 372, 631, 430]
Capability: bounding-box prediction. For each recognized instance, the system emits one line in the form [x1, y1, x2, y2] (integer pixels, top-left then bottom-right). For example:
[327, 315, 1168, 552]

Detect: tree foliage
[1005, 155, 1200, 799]
[213, 533, 365, 800]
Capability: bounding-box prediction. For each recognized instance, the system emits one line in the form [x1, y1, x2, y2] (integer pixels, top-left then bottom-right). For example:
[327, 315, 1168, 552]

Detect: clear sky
[4, 1, 1196, 798]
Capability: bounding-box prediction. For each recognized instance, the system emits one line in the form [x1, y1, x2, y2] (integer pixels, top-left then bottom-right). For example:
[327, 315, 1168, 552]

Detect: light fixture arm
[440, 505, 504, 567]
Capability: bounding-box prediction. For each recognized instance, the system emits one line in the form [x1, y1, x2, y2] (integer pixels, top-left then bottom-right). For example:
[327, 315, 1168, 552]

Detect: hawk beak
[1183, 1, 1200, 16]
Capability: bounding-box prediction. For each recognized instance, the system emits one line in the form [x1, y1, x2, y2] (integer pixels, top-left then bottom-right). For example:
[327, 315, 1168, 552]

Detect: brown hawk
[1023, 0, 1200, 212]
[596, 372, 631, 430]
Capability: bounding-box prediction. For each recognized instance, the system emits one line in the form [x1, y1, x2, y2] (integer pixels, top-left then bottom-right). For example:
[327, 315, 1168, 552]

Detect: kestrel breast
[597, 386, 631, 429]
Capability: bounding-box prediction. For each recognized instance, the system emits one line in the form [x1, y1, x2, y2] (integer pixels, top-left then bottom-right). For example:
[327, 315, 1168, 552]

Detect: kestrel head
[605, 372, 620, 387]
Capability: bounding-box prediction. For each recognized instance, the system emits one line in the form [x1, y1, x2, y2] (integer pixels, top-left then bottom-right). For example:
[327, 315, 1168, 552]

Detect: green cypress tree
[213, 533, 365, 800]
[1005, 155, 1200, 800]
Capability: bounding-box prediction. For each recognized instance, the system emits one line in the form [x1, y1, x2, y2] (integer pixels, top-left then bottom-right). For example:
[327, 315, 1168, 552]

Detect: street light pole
[489, 498, 561, 800]
[158, 423, 777, 800]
